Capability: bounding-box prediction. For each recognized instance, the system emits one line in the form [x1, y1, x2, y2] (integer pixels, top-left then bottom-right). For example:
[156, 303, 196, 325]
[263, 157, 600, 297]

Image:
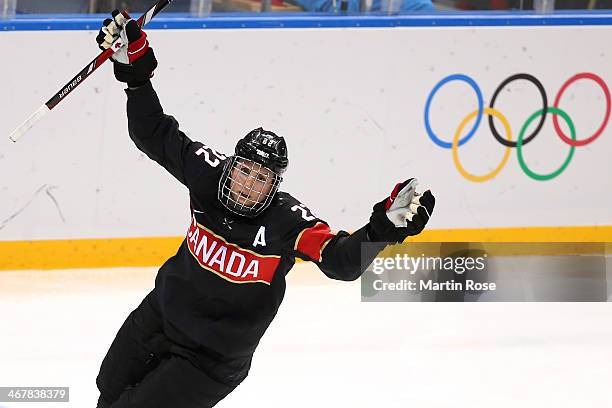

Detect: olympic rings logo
[424, 73, 611, 182]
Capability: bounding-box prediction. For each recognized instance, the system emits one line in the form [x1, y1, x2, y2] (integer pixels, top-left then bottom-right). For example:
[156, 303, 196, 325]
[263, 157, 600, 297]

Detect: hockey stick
[8, 0, 174, 143]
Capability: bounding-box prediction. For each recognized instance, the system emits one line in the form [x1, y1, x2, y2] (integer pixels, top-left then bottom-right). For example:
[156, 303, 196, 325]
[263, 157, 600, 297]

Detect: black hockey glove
[95, 10, 158, 88]
[367, 179, 435, 243]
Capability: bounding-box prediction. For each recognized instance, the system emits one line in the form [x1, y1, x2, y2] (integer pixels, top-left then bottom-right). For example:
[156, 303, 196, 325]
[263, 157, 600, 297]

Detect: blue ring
[424, 74, 484, 149]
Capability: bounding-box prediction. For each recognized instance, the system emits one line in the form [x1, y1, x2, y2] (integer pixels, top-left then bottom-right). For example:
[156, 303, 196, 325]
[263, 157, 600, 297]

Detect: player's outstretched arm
[311, 179, 435, 281]
[96, 11, 203, 187]
[317, 226, 384, 281]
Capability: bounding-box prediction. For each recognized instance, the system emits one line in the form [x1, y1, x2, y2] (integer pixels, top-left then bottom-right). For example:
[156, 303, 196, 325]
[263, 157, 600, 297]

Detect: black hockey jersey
[125, 81, 384, 384]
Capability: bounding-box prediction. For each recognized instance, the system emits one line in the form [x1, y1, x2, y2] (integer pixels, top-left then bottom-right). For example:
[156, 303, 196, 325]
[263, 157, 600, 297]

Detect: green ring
[517, 107, 576, 181]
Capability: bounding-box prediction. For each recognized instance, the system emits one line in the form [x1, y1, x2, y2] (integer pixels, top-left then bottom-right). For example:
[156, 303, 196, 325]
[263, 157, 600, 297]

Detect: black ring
[488, 73, 548, 148]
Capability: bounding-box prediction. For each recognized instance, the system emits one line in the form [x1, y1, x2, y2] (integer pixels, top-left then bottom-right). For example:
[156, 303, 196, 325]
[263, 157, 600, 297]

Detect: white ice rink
[1, 263, 611, 408]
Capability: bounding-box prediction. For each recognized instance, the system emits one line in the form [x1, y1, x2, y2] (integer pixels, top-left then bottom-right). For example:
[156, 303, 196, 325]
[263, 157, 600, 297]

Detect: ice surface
[1, 264, 611, 407]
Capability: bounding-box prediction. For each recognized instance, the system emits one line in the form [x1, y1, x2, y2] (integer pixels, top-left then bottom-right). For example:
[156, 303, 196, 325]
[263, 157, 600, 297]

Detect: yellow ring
[452, 107, 513, 183]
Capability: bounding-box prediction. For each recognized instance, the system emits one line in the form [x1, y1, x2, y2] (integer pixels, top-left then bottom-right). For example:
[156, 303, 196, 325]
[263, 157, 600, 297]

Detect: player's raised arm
[294, 179, 435, 281]
[96, 11, 216, 188]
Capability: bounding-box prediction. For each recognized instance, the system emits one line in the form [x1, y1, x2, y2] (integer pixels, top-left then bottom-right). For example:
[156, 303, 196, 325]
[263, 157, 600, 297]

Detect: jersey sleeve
[286, 198, 387, 281]
[293, 221, 336, 263]
[318, 226, 387, 281]
[281, 198, 334, 262]
[125, 81, 227, 189]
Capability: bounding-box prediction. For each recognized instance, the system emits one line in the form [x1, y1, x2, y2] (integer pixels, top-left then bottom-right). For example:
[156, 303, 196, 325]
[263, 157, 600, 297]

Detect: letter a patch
[253, 226, 266, 247]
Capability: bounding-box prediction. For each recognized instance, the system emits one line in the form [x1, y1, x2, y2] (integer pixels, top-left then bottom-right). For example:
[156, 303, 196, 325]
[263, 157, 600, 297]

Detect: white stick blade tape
[8, 104, 50, 143]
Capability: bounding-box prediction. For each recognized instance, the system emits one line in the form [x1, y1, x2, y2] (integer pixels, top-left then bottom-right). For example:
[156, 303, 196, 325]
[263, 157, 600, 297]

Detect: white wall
[1, 26, 611, 241]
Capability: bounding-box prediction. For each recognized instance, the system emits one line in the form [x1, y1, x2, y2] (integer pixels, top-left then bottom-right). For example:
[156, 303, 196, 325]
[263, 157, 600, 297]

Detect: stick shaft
[8, 0, 173, 142]
[46, 0, 173, 110]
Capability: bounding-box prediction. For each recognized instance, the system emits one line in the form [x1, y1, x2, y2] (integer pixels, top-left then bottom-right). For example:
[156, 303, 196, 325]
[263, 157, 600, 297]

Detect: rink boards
[1, 15, 611, 268]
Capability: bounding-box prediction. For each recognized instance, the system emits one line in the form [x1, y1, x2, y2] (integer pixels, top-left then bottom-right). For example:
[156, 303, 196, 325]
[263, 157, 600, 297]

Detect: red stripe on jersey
[187, 214, 280, 285]
[295, 222, 335, 262]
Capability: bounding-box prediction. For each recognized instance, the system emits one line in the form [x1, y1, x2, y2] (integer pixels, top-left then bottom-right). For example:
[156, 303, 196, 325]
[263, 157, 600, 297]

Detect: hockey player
[95, 11, 435, 408]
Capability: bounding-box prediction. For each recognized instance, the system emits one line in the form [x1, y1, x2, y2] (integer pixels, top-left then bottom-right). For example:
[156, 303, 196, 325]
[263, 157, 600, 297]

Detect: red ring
[552, 72, 611, 147]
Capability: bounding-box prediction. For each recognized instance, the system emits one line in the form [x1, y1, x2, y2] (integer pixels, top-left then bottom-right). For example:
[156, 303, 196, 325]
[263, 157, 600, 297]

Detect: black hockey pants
[96, 291, 236, 408]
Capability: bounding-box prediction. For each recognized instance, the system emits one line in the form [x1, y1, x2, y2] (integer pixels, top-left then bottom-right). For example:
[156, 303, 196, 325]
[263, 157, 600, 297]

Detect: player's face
[229, 159, 275, 207]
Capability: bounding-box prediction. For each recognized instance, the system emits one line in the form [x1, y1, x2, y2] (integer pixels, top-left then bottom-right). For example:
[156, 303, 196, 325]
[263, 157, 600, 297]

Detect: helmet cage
[218, 156, 282, 218]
